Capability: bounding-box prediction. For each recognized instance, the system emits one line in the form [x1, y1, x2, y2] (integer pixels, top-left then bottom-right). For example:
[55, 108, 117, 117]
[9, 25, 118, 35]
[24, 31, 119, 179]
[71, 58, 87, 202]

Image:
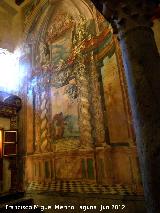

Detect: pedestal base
[25, 144, 143, 195]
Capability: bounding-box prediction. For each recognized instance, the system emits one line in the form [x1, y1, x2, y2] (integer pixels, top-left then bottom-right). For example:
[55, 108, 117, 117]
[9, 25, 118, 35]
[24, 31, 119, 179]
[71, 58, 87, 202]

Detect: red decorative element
[67, 58, 74, 65]
[32, 27, 112, 77]
[65, 28, 111, 66]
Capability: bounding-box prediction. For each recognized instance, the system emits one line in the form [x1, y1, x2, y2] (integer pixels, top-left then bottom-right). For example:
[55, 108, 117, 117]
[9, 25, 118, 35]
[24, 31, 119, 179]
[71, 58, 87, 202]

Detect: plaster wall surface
[0, 2, 22, 52]
[102, 54, 129, 143]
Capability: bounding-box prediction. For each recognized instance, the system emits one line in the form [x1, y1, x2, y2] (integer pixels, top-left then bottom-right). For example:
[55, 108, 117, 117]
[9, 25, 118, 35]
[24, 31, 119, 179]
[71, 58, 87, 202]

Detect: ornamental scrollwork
[47, 12, 74, 44]
[64, 83, 78, 101]
[36, 41, 50, 67]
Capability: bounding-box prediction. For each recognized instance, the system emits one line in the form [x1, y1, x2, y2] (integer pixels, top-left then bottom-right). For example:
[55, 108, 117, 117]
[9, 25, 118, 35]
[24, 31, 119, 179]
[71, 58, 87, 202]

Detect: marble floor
[27, 181, 134, 195]
[26, 181, 146, 213]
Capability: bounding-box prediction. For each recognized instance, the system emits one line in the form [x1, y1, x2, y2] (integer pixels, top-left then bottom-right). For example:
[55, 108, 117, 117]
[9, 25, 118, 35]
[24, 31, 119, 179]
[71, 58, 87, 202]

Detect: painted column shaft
[87, 56, 109, 146]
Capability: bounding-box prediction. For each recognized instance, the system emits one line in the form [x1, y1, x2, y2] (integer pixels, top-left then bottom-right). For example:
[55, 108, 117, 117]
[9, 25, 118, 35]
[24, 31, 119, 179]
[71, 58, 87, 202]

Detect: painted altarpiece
[23, 0, 142, 194]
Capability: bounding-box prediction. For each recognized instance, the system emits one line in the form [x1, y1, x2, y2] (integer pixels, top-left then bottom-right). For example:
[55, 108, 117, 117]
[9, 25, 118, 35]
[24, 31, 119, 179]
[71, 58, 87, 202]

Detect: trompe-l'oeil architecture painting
[21, 0, 141, 190]
[0, 0, 159, 199]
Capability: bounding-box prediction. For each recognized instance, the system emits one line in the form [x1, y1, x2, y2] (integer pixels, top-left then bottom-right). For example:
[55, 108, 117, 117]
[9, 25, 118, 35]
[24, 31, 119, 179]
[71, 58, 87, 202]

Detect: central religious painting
[50, 79, 80, 144]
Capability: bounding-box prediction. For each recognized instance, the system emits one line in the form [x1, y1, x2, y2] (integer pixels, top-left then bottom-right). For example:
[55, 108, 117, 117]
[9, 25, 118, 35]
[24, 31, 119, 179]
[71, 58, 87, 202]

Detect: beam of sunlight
[0, 48, 22, 93]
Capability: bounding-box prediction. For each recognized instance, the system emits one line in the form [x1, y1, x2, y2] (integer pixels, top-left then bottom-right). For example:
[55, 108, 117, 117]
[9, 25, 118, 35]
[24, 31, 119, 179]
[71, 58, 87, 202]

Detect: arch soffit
[24, 0, 115, 71]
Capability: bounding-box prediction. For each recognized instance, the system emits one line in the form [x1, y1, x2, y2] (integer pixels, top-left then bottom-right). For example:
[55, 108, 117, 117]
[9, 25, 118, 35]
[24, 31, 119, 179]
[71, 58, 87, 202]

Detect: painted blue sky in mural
[51, 33, 72, 65]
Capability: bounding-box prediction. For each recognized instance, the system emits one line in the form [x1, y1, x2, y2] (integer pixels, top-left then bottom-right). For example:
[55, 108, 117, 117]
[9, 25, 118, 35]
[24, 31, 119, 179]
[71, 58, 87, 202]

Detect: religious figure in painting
[52, 112, 65, 139]
[51, 80, 80, 143]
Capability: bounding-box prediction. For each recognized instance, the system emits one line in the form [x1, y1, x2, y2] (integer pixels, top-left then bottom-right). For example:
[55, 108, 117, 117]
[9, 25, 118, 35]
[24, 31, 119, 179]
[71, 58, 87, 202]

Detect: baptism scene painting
[51, 79, 80, 148]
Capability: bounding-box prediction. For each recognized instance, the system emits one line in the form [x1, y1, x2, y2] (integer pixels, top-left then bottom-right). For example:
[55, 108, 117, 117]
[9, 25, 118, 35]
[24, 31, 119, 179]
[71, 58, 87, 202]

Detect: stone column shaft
[119, 27, 160, 213]
[91, 0, 160, 212]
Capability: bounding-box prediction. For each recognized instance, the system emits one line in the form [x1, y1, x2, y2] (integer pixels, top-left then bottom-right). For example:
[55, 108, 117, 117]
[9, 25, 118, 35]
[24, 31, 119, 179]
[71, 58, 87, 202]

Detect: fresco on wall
[22, 0, 143, 191]
[51, 79, 79, 143]
[47, 12, 74, 44]
[101, 54, 129, 143]
[23, 0, 40, 20]
[50, 31, 72, 66]
[46, 11, 74, 69]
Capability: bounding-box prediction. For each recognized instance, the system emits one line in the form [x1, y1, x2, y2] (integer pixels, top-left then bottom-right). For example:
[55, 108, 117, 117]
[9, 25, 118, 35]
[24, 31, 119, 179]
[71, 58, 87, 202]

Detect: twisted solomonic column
[91, 1, 160, 212]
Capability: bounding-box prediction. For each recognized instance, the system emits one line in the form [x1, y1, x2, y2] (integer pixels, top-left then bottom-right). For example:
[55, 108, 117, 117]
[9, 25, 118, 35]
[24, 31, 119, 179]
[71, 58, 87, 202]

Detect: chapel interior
[0, 0, 160, 212]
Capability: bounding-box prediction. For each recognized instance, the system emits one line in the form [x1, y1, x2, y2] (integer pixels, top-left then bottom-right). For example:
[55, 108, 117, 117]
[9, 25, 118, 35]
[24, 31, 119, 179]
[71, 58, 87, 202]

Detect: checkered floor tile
[27, 181, 135, 195]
